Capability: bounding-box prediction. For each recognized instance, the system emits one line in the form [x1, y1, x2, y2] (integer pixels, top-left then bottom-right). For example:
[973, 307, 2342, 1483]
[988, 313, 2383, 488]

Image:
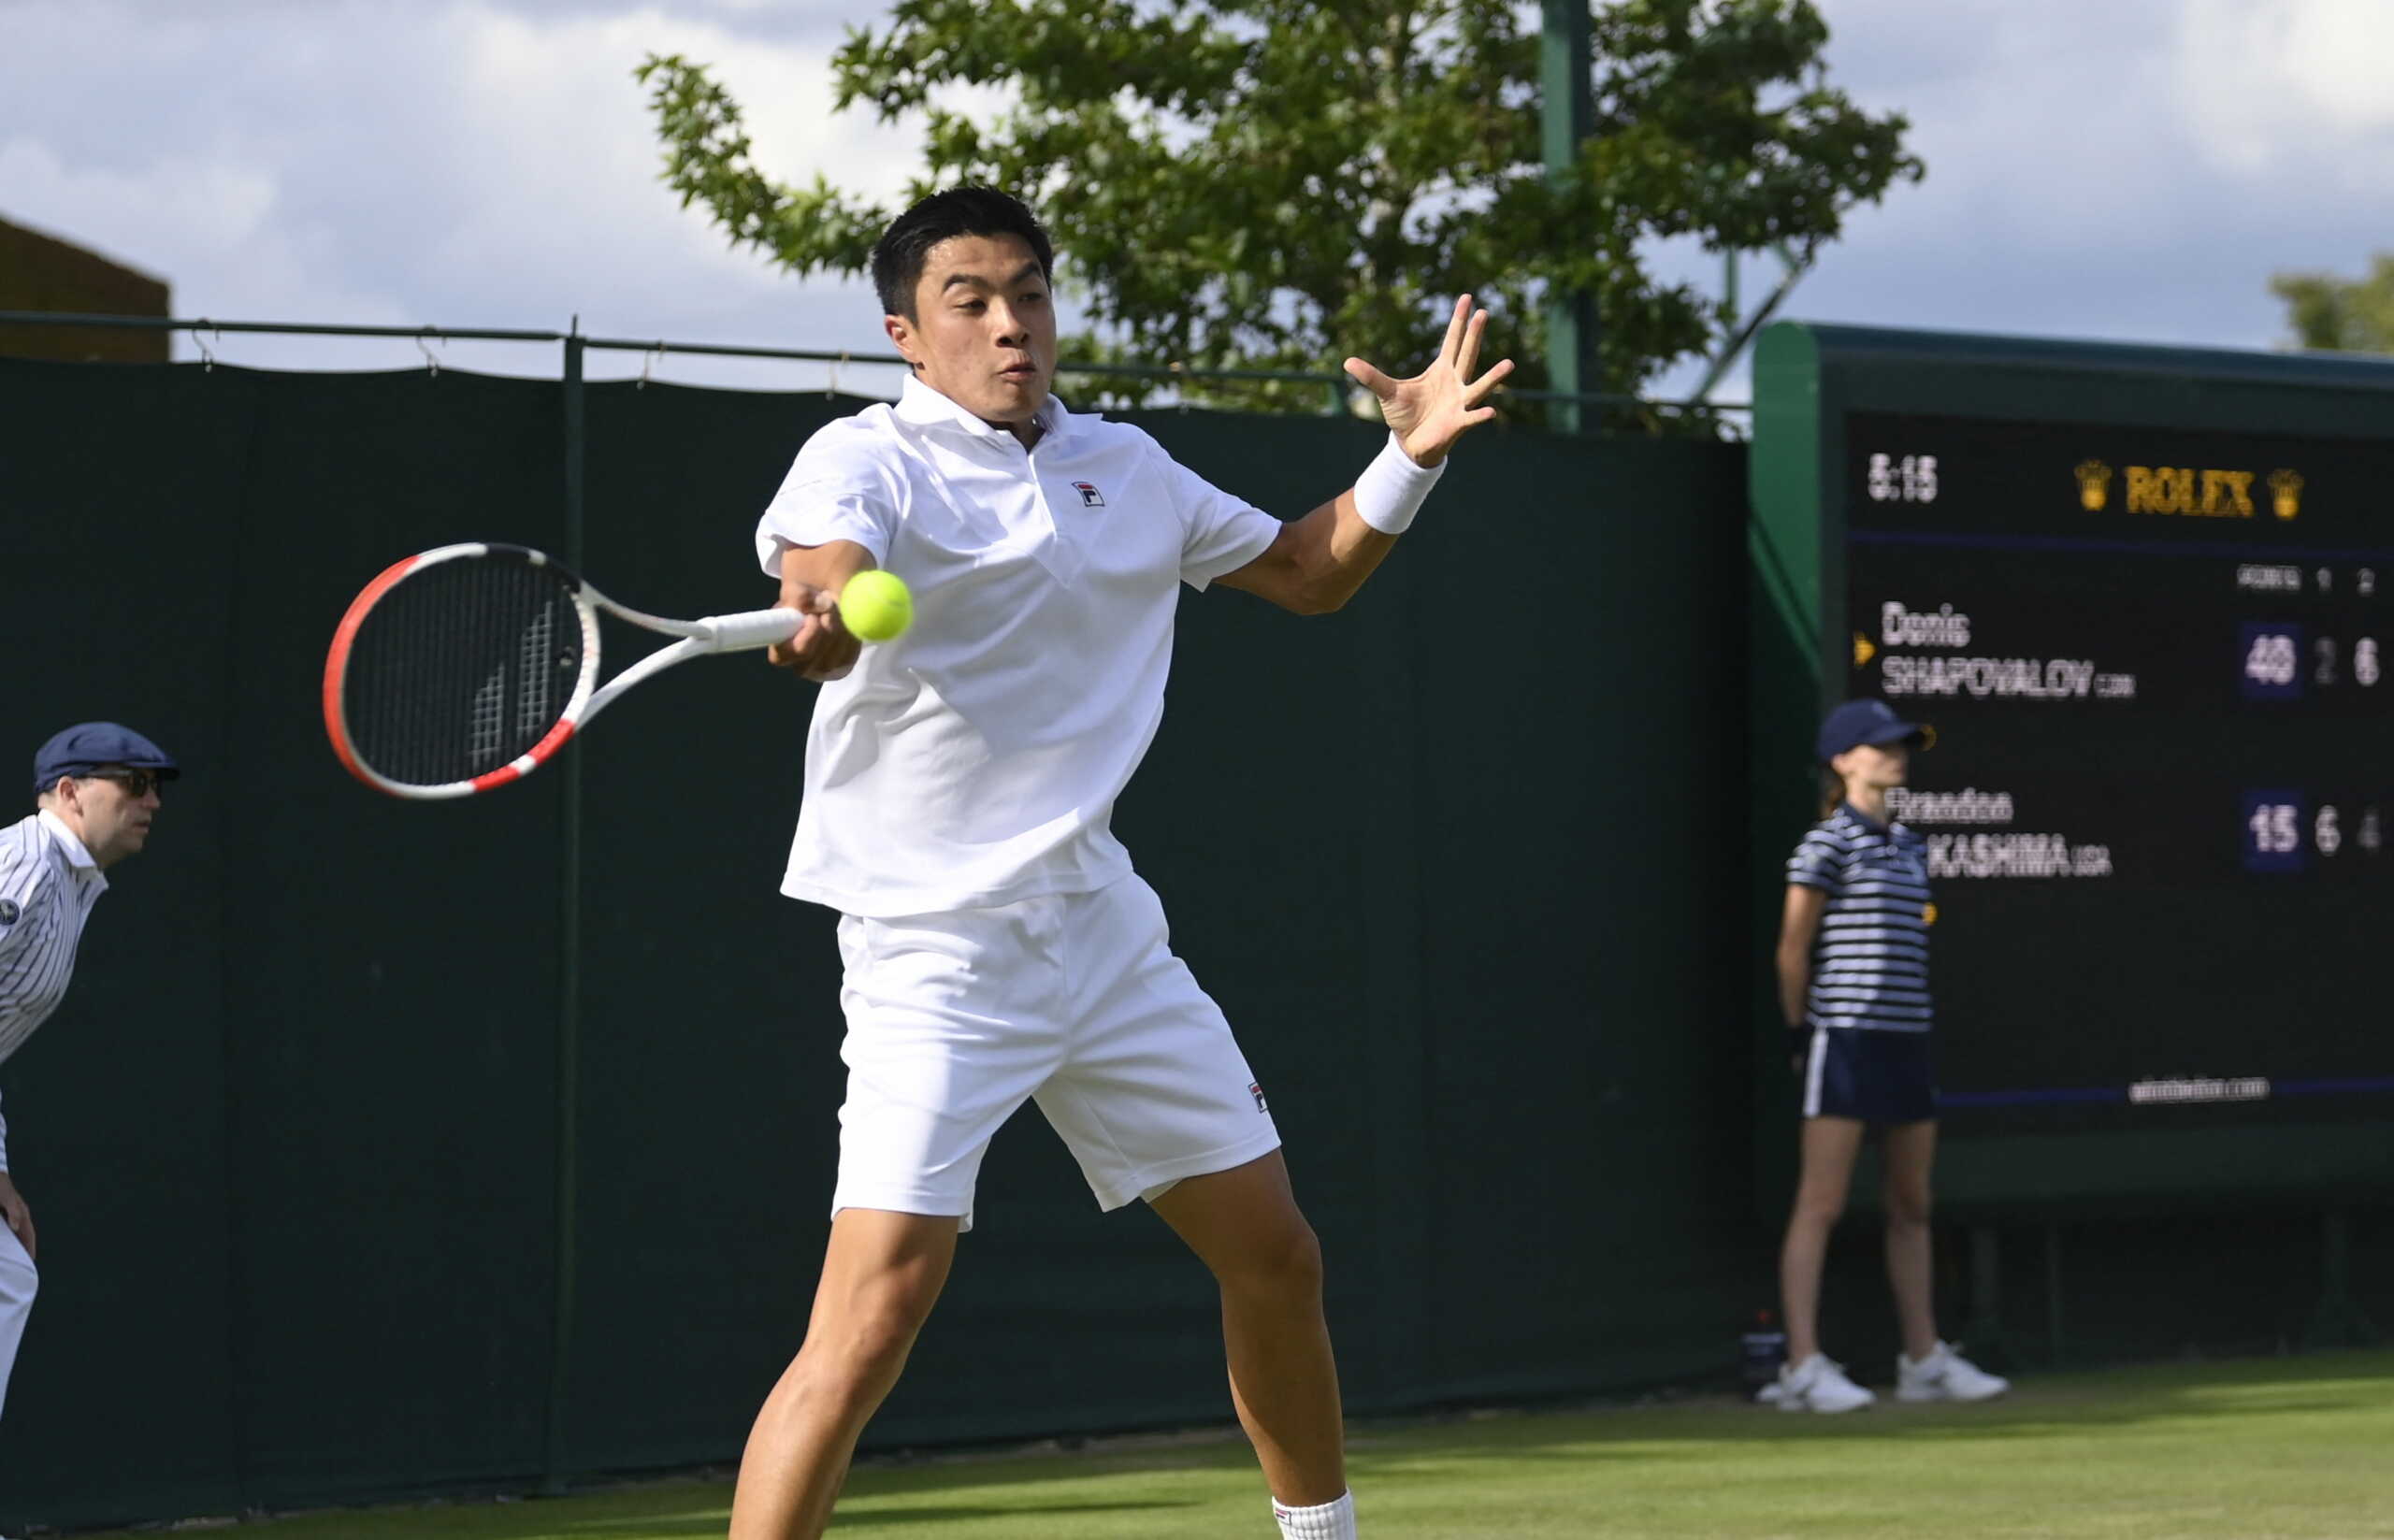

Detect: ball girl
[1771, 699, 2009, 1412]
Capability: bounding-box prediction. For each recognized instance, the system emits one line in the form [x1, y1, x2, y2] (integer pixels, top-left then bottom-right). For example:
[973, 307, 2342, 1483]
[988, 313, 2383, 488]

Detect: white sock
[1274, 1490, 1357, 1539]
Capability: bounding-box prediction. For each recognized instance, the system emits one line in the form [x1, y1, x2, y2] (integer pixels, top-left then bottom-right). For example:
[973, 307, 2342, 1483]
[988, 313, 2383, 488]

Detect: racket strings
[342, 554, 586, 788]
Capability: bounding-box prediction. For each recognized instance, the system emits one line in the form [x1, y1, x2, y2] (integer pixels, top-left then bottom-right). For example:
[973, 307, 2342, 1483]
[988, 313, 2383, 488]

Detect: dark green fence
[7, 355, 2383, 1531]
[0, 359, 1752, 1525]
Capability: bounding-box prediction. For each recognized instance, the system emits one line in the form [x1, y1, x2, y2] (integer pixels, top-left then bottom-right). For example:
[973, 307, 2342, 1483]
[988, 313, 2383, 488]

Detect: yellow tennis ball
[840, 569, 913, 642]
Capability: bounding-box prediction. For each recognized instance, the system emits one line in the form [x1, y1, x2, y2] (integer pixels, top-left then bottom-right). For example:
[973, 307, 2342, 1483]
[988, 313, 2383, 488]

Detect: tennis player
[0, 723, 178, 1429]
[735, 187, 1507, 1540]
[1771, 698, 2008, 1412]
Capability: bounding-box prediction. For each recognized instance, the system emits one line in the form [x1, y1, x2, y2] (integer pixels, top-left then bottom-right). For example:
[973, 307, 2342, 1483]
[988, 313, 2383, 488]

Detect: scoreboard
[1752, 324, 2394, 1202]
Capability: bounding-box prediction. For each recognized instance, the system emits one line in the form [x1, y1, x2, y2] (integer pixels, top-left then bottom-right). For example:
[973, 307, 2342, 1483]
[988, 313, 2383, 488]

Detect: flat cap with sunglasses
[31, 723, 180, 796]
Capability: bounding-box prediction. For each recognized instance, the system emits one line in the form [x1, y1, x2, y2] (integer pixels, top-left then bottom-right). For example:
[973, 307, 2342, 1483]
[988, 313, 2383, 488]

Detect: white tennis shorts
[830, 873, 1282, 1231]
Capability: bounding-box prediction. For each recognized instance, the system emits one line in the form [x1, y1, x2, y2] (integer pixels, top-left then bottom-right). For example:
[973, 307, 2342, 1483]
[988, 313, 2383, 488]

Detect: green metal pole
[1541, 0, 1598, 433]
[544, 321, 587, 1494]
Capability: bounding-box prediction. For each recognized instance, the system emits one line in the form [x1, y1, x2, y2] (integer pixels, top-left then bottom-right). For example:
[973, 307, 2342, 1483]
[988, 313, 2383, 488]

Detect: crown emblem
[1853, 633, 1877, 669]
[2074, 459, 2113, 511]
[2268, 468, 2303, 520]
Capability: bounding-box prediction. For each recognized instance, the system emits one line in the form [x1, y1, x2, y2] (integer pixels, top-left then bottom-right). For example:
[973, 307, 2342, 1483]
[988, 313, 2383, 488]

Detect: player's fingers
[1465, 356, 1514, 405]
[804, 646, 859, 683]
[800, 625, 862, 683]
[1455, 308, 1488, 381]
[768, 613, 830, 671]
[777, 584, 834, 627]
[1342, 356, 1394, 397]
[1438, 294, 1472, 367]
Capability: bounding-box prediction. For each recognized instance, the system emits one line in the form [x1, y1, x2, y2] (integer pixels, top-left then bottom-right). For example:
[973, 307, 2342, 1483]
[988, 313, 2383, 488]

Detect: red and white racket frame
[323, 542, 800, 799]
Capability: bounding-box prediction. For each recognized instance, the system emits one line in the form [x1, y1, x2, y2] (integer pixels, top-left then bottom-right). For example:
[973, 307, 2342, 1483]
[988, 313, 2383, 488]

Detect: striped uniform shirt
[1786, 803, 1933, 1033]
[0, 811, 110, 1170]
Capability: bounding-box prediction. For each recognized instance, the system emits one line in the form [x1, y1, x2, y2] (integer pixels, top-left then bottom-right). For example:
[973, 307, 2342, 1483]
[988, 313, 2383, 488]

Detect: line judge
[0, 722, 178, 1428]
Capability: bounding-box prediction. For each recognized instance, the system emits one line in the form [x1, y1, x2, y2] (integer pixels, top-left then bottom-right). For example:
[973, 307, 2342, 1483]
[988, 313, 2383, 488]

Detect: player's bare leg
[1779, 1115, 1866, 1363]
[1151, 1150, 1346, 1506]
[1880, 1118, 1940, 1361]
[729, 1208, 959, 1540]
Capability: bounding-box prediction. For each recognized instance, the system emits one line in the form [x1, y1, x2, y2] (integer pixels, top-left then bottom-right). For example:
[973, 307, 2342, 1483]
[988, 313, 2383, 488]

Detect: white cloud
[1717, 0, 2394, 357]
[0, 136, 406, 325]
[0, 0, 921, 378]
[2172, 0, 2394, 174]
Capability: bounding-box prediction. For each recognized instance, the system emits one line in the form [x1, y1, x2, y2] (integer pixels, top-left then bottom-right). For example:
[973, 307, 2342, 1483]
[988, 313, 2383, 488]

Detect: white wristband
[1351, 431, 1444, 535]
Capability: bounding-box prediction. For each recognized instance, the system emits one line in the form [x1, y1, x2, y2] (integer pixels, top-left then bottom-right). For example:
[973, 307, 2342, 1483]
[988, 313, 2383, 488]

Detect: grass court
[79, 1349, 2394, 1539]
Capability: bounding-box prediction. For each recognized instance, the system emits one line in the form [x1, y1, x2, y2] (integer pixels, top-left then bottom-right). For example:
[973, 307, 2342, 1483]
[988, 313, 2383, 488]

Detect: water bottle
[1740, 1309, 1787, 1396]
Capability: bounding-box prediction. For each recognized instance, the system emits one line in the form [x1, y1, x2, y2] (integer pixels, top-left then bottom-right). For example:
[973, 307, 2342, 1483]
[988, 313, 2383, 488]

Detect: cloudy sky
[4, 0, 2390, 399]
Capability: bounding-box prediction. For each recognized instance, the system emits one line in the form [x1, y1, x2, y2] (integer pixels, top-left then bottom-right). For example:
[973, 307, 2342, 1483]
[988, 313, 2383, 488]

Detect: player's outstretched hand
[1344, 294, 1515, 468]
[767, 583, 858, 683]
[0, 1171, 35, 1261]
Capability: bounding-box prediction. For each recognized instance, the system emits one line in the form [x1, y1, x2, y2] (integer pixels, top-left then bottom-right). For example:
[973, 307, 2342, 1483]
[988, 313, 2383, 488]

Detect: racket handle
[693, 606, 804, 653]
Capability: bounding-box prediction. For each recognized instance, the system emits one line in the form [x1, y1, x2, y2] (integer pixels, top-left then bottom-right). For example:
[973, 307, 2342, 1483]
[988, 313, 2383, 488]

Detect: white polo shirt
[754, 376, 1282, 917]
[0, 810, 109, 1170]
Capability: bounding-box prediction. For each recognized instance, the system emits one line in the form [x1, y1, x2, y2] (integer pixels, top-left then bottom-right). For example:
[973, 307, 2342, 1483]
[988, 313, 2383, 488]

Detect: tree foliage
[2272, 255, 2394, 354]
[637, 0, 1919, 425]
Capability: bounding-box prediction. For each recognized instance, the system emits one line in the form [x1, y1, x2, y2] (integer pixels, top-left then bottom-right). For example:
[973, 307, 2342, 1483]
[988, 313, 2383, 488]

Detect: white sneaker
[1897, 1341, 2011, 1403]
[1777, 1353, 1876, 1413]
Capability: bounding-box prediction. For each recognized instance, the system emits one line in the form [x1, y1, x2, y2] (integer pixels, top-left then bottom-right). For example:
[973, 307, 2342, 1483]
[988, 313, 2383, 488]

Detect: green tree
[2271, 255, 2394, 354]
[637, 0, 1919, 428]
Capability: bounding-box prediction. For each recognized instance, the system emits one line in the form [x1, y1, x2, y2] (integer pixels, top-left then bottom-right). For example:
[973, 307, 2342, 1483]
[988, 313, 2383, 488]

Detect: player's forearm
[1775, 949, 1811, 1027]
[1292, 428, 1449, 608]
[1286, 493, 1400, 613]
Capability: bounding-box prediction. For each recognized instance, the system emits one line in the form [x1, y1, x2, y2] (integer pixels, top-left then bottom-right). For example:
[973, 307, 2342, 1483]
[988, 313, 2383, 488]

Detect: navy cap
[1816, 698, 1928, 761]
[33, 723, 180, 794]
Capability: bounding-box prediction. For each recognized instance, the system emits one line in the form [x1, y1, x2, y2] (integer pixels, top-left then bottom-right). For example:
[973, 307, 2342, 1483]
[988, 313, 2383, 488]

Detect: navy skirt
[1802, 1028, 1936, 1124]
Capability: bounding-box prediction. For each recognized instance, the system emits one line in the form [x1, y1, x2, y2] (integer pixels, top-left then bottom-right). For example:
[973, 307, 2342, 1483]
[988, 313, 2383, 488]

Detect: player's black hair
[871, 187, 1055, 322]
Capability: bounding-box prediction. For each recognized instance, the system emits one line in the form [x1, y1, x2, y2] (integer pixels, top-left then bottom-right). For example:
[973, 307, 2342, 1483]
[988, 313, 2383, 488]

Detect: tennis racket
[323, 541, 808, 799]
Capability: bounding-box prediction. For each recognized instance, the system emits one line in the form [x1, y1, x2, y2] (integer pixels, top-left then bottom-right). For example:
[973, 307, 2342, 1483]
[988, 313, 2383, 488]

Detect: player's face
[887, 234, 1056, 426]
[1838, 741, 1910, 791]
[68, 767, 162, 867]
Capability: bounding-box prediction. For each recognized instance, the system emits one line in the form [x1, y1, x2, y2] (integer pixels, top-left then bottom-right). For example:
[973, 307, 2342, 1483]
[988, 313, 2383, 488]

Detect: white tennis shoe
[1896, 1341, 2011, 1403]
[1777, 1353, 1876, 1413]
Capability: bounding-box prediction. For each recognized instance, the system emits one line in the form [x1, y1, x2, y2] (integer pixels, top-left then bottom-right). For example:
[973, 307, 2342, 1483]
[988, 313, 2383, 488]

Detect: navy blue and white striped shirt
[1787, 803, 1933, 1033]
[0, 811, 110, 1170]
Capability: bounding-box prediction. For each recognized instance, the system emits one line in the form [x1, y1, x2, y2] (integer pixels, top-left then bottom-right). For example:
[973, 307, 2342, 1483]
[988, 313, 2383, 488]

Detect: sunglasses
[81, 768, 165, 799]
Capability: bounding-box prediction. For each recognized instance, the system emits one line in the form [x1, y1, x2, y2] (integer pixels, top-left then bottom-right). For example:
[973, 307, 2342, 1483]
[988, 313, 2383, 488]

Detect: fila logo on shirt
[1249, 1081, 1268, 1114]
[0, 899, 16, 926]
[1072, 481, 1105, 507]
